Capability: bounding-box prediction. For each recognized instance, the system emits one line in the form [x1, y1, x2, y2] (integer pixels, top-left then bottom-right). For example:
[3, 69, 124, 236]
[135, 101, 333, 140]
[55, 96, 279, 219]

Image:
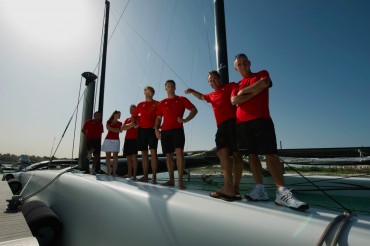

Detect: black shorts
[137, 127, 158, 151]
[215, 118, 237, 155]
[86, 139, 101, 154]
[123, 139, 138, 156]
[236, 118, 277, 155]
[161, 128, 185, 154]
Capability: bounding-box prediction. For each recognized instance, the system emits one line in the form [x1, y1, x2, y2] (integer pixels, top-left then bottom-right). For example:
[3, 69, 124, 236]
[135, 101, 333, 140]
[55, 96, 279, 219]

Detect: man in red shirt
[232, 53, 308, 211]
[155, 80, 198, 189]
[82, 111, 104, 175]
[132, 86, 159, 184]
[122, 105, 139, 179]
[185, 71, 243, 201]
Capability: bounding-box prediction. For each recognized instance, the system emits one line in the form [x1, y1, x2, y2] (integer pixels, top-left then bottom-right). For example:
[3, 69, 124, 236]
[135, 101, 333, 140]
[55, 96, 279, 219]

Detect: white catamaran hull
[12, 169, 370, 246]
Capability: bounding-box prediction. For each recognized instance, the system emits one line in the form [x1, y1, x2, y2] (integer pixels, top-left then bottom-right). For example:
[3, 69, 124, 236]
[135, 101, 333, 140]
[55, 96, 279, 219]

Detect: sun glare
[2, 0, 97, 52]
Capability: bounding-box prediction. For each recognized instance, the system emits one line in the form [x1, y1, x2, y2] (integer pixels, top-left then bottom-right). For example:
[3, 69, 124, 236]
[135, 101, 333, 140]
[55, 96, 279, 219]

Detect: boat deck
[0, 175, 38, 245]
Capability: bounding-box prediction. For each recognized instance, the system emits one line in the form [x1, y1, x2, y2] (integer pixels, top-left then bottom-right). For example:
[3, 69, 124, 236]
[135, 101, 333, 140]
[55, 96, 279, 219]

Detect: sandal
[161, 181, 175, 187]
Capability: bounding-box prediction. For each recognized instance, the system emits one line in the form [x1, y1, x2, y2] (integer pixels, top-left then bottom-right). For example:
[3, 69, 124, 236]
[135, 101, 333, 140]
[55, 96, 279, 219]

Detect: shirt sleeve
[182, 97, 195, 110]
[203, 93, 211, 103]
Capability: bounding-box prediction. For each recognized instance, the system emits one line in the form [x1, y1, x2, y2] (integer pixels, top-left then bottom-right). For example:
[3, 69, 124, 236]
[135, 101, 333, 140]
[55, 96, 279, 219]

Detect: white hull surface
[14, 170, 370, 246]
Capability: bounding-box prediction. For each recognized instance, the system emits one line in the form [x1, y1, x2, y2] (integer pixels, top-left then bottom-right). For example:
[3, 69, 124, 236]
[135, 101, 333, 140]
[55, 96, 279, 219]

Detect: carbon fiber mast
[98, 0, 110, 119]
[78, 1, 110, 172]
[214, 0, 229, 85]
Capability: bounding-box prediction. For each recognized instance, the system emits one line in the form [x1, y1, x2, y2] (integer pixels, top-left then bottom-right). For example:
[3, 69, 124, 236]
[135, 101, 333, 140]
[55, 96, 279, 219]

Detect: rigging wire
[51, 1, 130, 159]
[202, 0, 214, 70]
[282, 161, 352, 213]
[147, 0, 169, 90]
[159, 0, 178, 83]
[120, 2, 213, 111]
[91, 0, 131, 111]
[93, 0, 130, 75]
[49, 137, 56, 160]
[122, 18, 193, 90]
[93, 3, 107, 112]
[71, 76, 84, 160]
[50, 88, 86, 159]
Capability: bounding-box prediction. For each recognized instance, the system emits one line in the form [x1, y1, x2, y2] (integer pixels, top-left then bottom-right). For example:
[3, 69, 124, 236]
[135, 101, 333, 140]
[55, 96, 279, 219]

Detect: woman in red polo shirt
[101, 110, 122, 176]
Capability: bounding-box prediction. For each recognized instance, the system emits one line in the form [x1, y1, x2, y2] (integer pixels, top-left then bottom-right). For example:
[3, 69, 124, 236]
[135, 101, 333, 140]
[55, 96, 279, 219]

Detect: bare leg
[265, 154, 284, 188]
[112, 152, 118, 176]
[175, 148, 185, 189]
[125, 155, 132, 177]
[132, 154, 138, 179]
[92, 150, 100, 172]
[164, 153, 175, 185]
[232, 151, 243, 194]
[217, 148, 234, 195]
[106, 152, 111, 176]
[140, 150, 149, 181]
[248, 154, 263, 184]
[150, 149, 158, 183]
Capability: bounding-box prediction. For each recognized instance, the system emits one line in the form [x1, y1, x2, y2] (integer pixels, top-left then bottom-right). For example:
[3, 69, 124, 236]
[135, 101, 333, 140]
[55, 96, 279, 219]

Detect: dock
[0, 175, 38, 245]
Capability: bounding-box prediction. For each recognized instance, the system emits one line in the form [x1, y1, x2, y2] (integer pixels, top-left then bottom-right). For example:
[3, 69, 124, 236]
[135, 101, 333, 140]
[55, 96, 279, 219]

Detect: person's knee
[266, 154, 279, 161]
[217, 148, 228, 157]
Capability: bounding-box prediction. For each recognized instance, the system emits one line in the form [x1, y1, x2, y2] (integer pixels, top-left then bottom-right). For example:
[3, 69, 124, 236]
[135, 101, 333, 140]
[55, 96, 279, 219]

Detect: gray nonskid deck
[0, 175, 38, 245]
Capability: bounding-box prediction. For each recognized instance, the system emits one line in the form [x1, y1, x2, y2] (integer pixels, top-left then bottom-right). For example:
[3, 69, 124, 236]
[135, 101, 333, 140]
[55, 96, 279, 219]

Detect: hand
[231, 95, 238, 105]
[154, 128, 161, 140]
[184, 88, 193, 94]
[177, 117, 186, 123]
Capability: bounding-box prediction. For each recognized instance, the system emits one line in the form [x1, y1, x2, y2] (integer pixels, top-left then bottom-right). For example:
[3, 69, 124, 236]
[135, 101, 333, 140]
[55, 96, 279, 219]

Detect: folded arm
[106, 123, 121, 133]
[231, 78, 271, 105]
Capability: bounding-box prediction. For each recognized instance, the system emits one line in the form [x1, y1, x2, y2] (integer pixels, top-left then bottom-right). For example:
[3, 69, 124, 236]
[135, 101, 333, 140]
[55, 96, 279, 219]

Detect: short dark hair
[233, 53, 248, 61]
[208, 70, 220, 78]
[165, 80, 176, 86]
[144, 86, 155, 95]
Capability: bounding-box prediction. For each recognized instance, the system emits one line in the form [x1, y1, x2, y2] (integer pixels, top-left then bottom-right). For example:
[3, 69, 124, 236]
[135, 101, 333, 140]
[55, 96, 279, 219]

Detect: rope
[71, 76, 84, 160]
[91, 0, 131, 112]
[202, 0, 214, 70]
[282, 161, 351, 213]
[20, 166, 78, 203]
[93, 0, 130, 74]
[122, 18, 192, 89]
[50, 88, 86, 159]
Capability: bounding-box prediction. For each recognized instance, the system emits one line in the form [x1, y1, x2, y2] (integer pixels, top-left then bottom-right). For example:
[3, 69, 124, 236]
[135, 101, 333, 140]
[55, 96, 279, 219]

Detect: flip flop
[161, 181, 175, 187]
[137, 177, 148, 183]
[209, 191, 222, 199]
[209, 191, 238, 201]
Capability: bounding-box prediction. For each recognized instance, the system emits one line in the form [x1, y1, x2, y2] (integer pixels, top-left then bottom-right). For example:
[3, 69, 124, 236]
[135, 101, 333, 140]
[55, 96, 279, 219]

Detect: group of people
[82, 53, 309, 211]
[82, 80, 197, 190]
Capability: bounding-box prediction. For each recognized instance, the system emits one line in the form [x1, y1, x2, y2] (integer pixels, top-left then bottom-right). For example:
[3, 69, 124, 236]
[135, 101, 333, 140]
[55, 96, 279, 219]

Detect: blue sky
[1, 0, 369, 158]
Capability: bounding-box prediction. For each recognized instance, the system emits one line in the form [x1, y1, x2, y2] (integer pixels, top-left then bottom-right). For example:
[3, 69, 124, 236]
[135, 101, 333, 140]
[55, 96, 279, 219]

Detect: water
[153, 172, 370, 216]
